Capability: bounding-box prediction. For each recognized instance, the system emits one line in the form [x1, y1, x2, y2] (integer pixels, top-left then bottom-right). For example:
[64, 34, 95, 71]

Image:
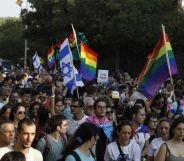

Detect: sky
[0, 0, 26, 18]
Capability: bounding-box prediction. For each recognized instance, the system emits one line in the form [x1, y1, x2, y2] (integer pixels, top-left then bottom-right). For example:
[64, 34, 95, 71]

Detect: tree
[18, 0, 184, 75]
[0, 18, 24, 64]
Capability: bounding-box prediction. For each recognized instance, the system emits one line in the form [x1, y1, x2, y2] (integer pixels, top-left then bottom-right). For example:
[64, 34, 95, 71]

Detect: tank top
[165, 143, 184, 161]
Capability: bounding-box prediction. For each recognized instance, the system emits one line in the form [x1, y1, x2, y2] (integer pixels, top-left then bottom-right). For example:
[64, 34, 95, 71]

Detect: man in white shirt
[67, 98, 88, 137]
[0, 121, 15, 148]
[0, 118, 43, 161]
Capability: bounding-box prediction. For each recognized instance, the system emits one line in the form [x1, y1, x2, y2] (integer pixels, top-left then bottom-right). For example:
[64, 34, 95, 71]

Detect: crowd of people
[0, 66, 184, 161]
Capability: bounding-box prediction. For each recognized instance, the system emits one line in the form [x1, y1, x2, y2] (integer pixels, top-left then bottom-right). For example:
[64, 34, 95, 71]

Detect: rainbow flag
[137, 32, 178, 99]
[47, 43, 55, 68]
[80, 41, 98, 80]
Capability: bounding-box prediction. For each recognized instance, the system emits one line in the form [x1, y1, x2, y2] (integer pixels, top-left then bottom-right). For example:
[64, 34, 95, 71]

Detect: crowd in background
[0, 66, 183, 161]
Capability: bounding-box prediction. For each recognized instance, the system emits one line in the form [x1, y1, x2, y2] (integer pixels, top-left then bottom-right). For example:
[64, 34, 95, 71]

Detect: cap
[112, 91, 120, 99]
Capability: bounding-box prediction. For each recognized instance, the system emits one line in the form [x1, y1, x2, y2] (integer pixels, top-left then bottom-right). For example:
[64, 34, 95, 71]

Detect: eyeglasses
[72, 105, 79, 108]
[106, 111, 114, 115]
[158, 101, 164, 104]
[18, 111, 26, 115]
[150, 120, 158, 123]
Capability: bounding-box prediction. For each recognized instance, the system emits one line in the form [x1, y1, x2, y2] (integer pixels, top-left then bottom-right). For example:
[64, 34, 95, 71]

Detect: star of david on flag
[59, 38, 84, 94]
[61, 62, 72, 78]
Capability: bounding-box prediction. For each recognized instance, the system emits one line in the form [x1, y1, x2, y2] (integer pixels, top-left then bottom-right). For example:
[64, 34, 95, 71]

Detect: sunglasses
[72, 105, 79, 108]
[106, 111, 113, 115]
[158, 101, 164, 104]
[39, 96, 46, 99]
[18, 111, 26, 115]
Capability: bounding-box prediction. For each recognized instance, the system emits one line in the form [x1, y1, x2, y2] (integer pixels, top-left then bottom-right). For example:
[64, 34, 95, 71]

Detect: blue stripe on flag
[58, 45, 70, 61]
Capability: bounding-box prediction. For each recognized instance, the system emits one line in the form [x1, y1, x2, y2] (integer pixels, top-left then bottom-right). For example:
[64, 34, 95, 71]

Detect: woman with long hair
[9, 103, 25, 130]
[150, 93, 167, 119]
[32, 106, 50, 148]
[61, 122, 99, 161]
[146, 118, 171, 161]
[156, 117, 184, 161]
[104, 120, 141, 161]
[28, 101, 43, 124]
[0, 104, 12, 121]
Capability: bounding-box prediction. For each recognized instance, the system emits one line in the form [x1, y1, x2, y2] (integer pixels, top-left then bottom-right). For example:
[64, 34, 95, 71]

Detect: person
[86, 98, 113, 161]
[104, 121, 141, 161]
[0, 151, 26, 161]
[28, 101, 42, 124]
[67, 98, 88, 137]
[125, 105, 149, 158]
[150, 93, 167, 119]
[8, 91, 20, 107]
[119, 84, 130, 107]
[0, 121, 15, 148]
[63, 97, 72, 119]
[51, 96, 64, 116]
[9, 103, 26, 131]
[144, 113, 158, 143]
[0, 118, 43, 161]
[167, 90, 184, 118]
[155, 117, 184, 161]
[20, 88, 32, 110]
[61, 122, 99, 161]
[36, 115, 68, 161]
[38, 89, 50, 109]
[31, 107, 50, 148]
[146, 118, 171, 161]
[0, 105, 12, 121]
[83, 97, 94, 116]
[106, 106, 116, 128]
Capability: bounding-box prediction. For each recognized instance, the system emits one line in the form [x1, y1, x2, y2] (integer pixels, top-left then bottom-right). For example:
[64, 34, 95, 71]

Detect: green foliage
[0, 18, 24, 63]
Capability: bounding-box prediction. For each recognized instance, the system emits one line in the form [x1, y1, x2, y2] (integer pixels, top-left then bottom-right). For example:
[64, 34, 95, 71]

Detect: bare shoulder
[155, 143, 167, 161]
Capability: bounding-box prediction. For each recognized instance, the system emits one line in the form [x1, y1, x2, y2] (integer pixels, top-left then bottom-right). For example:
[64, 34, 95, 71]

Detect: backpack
[58, 151, 81, 161]
[32, 128, 47, 148]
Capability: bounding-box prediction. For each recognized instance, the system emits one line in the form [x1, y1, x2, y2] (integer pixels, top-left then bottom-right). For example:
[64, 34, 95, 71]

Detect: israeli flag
[59, 38, 84, 94]
[33, 52, 42, 73]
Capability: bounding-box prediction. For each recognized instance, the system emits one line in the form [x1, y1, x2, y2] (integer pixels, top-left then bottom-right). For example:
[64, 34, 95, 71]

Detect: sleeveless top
[165, 143, 184, 161]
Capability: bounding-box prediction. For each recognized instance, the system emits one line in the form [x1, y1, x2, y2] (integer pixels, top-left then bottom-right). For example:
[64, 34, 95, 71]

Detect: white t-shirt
[104, 140, 141, 161]
[0, 145, 43, 161]
[67, 115, 88, 136]
[147, 137, 165, 158]
[132, 132, 150, 151]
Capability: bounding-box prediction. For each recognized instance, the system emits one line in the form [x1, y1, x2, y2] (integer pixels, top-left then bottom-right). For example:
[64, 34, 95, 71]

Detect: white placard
[97, 70, 109, 83]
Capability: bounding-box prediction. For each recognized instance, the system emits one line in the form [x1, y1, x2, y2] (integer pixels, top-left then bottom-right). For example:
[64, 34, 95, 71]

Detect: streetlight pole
[24, 0, 28, 69]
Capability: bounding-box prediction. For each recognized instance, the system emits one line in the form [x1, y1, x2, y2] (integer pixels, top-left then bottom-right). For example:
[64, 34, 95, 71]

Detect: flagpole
[162, 24, 176, 101]
[71, 24, 80, 57]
